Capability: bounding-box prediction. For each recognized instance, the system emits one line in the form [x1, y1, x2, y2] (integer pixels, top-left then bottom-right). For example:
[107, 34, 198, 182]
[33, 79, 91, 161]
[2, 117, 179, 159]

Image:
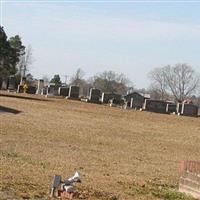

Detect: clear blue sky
[1, 1, 200, 88]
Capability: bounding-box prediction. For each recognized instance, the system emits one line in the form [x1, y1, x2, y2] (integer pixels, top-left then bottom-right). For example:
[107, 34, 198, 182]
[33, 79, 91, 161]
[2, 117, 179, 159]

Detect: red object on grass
[58, 190, 74, 199]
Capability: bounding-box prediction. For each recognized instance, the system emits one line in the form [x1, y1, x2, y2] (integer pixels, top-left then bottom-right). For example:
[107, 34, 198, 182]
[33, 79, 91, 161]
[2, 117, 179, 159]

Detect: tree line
[49, 68, 133, 96]
[1, 26, 200, 103]
[50, 64, 200, 104]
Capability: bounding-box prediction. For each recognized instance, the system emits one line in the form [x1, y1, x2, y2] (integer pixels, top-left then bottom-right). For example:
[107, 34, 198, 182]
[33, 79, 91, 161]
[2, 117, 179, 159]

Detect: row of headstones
[40, 85, 80, 99]
[59, 88, 198, 117]
[35, 79, 123, 103]
[17, 85, 37, 94]
[2, 77, 198, 117]
[1, 77, 124, 105]
[42, 84, 123, 104]
[17, 77, 37, 94]
[1, 75, 37, 94]
[1, 75, 17, 91]
[1, 77, 104, 102]
[143, 99, 199, 117]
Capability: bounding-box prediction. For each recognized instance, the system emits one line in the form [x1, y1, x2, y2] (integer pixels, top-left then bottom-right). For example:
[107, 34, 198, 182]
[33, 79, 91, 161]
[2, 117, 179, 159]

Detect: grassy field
[0, 92, 200, 200]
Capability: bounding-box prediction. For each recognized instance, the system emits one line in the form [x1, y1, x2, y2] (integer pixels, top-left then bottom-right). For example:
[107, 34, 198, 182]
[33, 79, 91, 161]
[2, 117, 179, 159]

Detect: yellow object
[23, 84, 28, 93]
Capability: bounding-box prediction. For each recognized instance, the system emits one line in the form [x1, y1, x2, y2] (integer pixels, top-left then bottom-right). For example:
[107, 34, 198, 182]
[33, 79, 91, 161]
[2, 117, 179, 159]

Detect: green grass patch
[129, 181, 195, 200]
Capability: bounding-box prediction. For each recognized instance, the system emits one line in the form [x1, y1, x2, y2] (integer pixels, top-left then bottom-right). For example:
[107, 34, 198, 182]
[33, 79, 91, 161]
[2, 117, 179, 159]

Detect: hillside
[0, 93, 200, 200]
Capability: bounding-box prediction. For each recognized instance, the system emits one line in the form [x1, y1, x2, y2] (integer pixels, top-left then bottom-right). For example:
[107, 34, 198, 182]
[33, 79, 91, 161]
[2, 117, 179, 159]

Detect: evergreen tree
[50, 74, 61, 86]
[0, 26, 25, 78]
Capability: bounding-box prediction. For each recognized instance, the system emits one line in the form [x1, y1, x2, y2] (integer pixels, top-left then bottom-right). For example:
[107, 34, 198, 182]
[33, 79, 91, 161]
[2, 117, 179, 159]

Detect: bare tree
[92, 70, 133, 95]
[147, 86, 171, 100]
[70, 68, 85, 86]
[148, 67, 167, 100]
[163, 64, 200, 101]
[148, 64, 200, 101]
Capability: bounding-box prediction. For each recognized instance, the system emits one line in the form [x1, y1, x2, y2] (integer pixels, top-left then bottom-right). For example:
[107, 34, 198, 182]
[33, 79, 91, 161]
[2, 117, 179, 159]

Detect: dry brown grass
[0, 92, 200, 200]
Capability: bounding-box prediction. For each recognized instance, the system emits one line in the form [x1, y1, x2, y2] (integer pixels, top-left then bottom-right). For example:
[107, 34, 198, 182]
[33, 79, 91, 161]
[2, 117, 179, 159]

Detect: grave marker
[36, 79, 44, 94]
[8, 75, 16, 91]
[125, 92, 150, 109]
[166, 103, 177, 113]
[42, 87, 48, 95]
[1, 77, 8, 90]
[67, 86, 80, 99]
[101, 93, 122, 104]
[88, 88, 101, 103]
[46, 84, 59, 97]
[143, 99, 167, 113]
[181, 103, 198, 117]
[17, 85, 24, 93]
[179, 160, 200, 199]
[46, 84, 55, 97]
[58, 87, 69, 97]
[27, 86, 37, 94]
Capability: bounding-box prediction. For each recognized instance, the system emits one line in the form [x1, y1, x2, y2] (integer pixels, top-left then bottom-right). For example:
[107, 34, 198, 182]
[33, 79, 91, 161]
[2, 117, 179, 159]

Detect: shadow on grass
[0, 106, 21, 114]
[0, 93, 49, 101]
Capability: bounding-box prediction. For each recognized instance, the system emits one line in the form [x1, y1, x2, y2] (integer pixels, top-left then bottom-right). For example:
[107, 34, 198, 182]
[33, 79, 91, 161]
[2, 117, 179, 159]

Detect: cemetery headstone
[101, 93, 122, 104]
[17, 85, 24, 93]
[46, 84, 55, 97]
[130, 96, 144, 109]
[36, 79, 44, 94]
[143, 99, 167, 113]
[67, 86, 80, 99]
[1, 77, 8, 90]
[8, 75, 16, 91]
[179, 160, 200, 199]
[46, 84, 59, 97]
[166, 103, 177, 113]
[42, 87, 47, 95]
[125, 92, 149, 109]
[27, 86, 37, 94]
[58, 87, 69, 97]
[181, 103, 198, 117]
[88, 88, 101, 103]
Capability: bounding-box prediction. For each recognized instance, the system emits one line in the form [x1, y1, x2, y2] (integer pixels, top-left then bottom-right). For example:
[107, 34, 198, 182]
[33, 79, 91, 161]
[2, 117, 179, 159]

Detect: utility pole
[63, 75, 68, 85]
